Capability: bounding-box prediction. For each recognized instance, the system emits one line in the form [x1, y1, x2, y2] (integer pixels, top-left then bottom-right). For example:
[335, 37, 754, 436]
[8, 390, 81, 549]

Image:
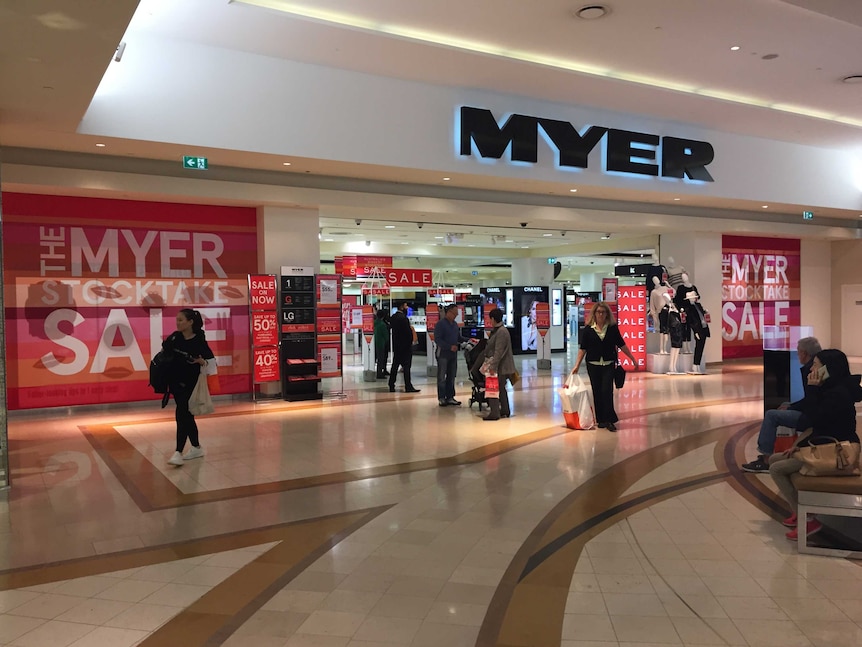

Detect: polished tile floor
[2, 351, 861, 647]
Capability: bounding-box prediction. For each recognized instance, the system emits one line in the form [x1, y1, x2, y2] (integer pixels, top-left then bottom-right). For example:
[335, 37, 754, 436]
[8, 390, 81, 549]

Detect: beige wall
[831, 239, 862, 349]
[800, 239, 832, 347]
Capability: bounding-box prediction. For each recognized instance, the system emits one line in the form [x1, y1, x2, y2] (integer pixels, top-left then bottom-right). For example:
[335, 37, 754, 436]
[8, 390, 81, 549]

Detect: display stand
[316, 274, 346, 399]
[280, 267, 322, 401]
[536, 301, 551, 369]
[248, 274, 281, 400]
[360, 268, 389, 382]
[426, 304, 439, 377]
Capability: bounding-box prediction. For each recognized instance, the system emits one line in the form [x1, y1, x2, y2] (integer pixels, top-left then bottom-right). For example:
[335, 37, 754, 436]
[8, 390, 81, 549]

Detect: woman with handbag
[571, 302, 637, 432]
[769, 349, 862, 540]
[164, 309, 215, 467]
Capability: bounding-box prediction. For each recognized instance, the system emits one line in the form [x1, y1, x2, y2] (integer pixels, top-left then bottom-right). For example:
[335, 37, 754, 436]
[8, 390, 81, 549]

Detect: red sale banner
[535, 302, 550, 336]
[361, 305, 375, 344]
[721, 236, 800, 359]
[249, 274, 277, 311]
[251, 312, 278, 346]
[253, 346, 280, 383]
[2, 192, 256, 409]
[426, 307, 440, 342]
[617, 286, 646, 370]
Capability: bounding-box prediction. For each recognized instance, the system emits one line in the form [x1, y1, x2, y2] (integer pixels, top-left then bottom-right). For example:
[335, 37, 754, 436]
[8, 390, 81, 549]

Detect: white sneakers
[184, 446, 205, 460]
[167, 446, 204, 466]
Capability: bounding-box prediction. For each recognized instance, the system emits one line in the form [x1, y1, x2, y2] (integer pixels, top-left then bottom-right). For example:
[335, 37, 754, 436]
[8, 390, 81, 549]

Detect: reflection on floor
[2, 355, 861, 647]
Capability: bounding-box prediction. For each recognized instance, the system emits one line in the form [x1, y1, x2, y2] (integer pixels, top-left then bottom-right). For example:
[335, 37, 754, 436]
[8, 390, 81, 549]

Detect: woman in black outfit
[164, 309, 215, 466]
[769, 348, 862, 540]
[571, 302, 637, 432]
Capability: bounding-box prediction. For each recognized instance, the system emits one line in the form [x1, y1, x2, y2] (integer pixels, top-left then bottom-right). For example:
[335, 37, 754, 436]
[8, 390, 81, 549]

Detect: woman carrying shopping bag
[163, 308, 215, 466]
[571, 302, 637, 432]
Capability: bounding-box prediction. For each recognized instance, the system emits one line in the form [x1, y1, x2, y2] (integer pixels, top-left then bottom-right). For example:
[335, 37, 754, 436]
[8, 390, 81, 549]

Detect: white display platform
[647, 352, 695, 374]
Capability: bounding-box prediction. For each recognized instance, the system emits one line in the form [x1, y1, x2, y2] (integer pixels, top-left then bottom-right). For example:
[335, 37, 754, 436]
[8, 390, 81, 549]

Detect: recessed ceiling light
[442, 177, 451, 181]
[521, 246, 530, 249]
[468, 244, 475, 247]
[385, 225, 395, 229]
[673, 197, 681, 201]
[569, 188, 578, 193]
[401, 241, 409, 245]
[434, 236, 444, 239]
[282, 162, 291, 166]
[730, 46, 740, 51]
[323, 238, 334, 242]
[543, 233, 553, 237]
[762, 205, 769, 209]
[574, 5, 609, 20]
[505, 239, 514, 243]
[95, 143, 106, 147]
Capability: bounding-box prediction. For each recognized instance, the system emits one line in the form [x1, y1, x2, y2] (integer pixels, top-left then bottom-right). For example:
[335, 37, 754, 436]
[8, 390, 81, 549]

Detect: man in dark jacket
[742, 336, 821, 473]
[388, 302, 420, 393]
[435, 304, 462, 406]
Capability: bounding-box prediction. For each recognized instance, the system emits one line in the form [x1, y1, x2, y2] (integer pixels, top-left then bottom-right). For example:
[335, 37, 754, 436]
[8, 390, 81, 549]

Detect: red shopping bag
[485, 375, 499, 399]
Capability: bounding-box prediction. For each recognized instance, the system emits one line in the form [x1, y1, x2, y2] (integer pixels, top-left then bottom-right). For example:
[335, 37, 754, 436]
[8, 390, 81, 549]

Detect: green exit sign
[547, 257, 557, 264]
[183, 156, 208, 170]
[802, 211, 813, 220]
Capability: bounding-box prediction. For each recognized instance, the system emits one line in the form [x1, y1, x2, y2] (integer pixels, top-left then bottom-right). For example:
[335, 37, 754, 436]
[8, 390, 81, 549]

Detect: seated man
[742, 336, 821, 473]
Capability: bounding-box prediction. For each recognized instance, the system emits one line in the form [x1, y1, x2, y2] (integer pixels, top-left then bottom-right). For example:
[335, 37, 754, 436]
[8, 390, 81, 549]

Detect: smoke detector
[574, 5, 610, 20]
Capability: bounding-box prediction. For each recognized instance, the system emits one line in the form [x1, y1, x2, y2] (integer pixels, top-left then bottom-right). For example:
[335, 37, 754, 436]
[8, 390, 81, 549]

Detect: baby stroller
[463, 338, 488, 411]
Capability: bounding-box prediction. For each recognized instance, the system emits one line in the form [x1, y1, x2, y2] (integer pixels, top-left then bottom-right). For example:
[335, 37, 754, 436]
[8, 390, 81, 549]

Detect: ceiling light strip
[234, 0, 862, 129]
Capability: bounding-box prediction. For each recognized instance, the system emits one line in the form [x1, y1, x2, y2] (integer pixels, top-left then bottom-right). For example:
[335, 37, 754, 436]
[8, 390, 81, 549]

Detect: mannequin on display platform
[649, 276, 675, 354]
[675, 273, 710, 374]
[646, 254, 668, 298]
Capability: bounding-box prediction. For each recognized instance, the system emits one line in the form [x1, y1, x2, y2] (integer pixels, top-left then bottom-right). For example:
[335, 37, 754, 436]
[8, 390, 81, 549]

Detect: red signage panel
[249, 274, 277, 311]
[385, 268, 433, 287]
[252, 311, 278, 346]
[617, 286, 646, 370]
[535, 302, 550, 336]
[253, 346, 280, 383]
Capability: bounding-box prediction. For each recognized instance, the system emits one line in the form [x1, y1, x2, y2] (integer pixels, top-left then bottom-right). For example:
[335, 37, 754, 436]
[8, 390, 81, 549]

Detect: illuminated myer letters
[459, 106, 715, 181]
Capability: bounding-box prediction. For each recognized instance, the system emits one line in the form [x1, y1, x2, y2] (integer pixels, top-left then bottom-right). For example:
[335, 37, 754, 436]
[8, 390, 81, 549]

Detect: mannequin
[649, 276, 675, 354]
[675, 273, 710, 374]
[646, 254, 668, 298]
[666, 307, 685, 374]
[665, 256, 687, 290]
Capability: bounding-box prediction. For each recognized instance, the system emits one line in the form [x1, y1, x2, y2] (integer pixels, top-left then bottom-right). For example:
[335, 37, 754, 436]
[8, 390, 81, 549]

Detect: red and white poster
[721, 236, 800, 359]
[315, 274, 342, 379]
[251, 311, 278, 346]
[426, 307, 440, 342]
[361, 305, 375, 344]
[535, 302, 550, 336]
[249, 274, 277, 310]
[253, 346, 280, 383]
[602, 277, 618, 304]
[617, 286, 646, 370]
[385, 268, 433, 287]
[2, 192, 256, 409]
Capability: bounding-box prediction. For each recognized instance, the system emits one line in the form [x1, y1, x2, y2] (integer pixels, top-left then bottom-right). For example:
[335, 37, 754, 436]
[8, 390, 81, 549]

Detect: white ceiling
[2, 0, 862, 282]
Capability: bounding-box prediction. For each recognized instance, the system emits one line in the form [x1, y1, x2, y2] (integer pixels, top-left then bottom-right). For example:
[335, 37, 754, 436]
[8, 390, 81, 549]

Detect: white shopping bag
[189, 373, 215, 416]
[557, 374, 595, 430]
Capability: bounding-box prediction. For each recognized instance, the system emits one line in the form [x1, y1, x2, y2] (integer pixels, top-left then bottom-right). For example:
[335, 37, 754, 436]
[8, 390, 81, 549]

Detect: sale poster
[721, 236, 800, 359]
[2, 193, 257, 409]
[535, 302, 550, 336]
[616, 286, 646, 370]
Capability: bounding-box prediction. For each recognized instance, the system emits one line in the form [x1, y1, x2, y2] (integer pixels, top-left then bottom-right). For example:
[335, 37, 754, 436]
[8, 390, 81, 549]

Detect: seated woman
[769, 349, 862, 540]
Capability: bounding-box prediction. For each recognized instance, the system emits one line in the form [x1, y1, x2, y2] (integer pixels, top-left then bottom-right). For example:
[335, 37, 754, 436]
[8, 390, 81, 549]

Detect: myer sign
[458, 106, 715, 182]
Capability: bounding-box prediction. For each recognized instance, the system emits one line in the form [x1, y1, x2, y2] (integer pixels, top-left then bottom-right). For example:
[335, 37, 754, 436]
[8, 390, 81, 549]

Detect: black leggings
[172, 381, 200, 452]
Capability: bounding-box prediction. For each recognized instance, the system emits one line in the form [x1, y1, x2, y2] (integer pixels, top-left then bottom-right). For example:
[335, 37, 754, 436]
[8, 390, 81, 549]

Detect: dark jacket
[788, 359, 815, 412]
[795, 374, 862, 445]
[163, 331, 215, 389]
[579, 324, 626, 363]
[373, 317, 390, 351]
[434, 317, 461, 358]
[390, 310, 413, 354]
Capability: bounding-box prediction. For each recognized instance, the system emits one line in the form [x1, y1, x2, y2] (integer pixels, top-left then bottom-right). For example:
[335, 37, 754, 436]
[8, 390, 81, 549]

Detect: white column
[579, 273, 602, 292]
[511, 258, 554, 285]
[257, 206, 320, 273]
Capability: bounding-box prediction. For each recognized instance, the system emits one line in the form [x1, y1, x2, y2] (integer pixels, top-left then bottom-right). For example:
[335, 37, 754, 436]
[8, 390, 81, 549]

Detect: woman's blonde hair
[586, 302, 616, 327]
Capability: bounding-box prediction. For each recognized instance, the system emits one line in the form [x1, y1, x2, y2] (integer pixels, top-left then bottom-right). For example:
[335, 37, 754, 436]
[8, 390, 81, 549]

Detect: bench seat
[791, 473, 862, 558]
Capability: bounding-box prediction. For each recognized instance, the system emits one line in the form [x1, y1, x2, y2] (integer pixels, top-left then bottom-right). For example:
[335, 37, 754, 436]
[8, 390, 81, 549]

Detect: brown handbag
[791, 437, 861, 476]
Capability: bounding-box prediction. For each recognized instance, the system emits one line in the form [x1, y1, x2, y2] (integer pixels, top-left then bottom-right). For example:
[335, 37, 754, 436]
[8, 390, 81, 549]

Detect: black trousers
[375, 345, 389, 376]
[586, 362, 618, 425]
[172, 380, 200, 452]
[389, 350, 414, 389]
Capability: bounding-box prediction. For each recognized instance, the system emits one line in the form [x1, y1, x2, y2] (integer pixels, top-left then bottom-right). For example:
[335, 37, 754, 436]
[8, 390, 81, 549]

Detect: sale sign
[426, 307, 440, 342]
[361, 305, 375, 344]
[385, 268, 433, 287]
[721, 236, 800, 359]
[535, 302, 550, 336]
[2, 192, 256, 409]
[253, 346, 280, 382]
[617, 286, 646, 370]
[252, 312, 278, 346]
[249, 274, 277, 310]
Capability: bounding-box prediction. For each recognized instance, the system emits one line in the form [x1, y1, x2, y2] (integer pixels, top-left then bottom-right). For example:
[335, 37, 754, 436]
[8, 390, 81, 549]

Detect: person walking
[388, 302, 420, 393]
[480, 308, 516, 421]
[435, 304, 462, 406]
[164, 309, 215, 466]
[373, 309, 391, 379]
[571, 302, 637, 432]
